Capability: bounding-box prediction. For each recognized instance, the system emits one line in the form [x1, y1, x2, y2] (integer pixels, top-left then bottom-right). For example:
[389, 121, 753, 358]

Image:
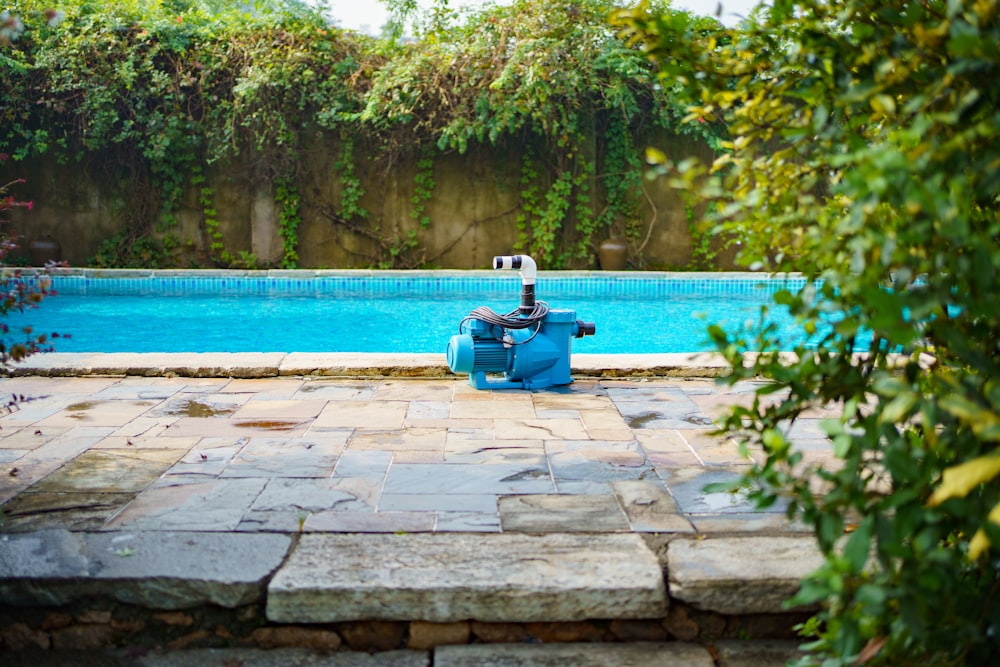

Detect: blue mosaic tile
[44, 270, 808, 299]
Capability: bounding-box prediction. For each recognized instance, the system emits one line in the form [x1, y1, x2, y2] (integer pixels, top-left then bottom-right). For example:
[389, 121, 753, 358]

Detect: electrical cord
[459, 301, 550, 345]
[465, 301, 549, 328]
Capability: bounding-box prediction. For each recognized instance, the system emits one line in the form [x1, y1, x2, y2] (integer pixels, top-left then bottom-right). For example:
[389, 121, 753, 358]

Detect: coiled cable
[465, 301, 549, 329]
[460, 301, 550, 345]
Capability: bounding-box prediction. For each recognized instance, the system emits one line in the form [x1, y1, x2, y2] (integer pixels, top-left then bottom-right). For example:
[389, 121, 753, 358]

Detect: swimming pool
[11, 270, 809, 354]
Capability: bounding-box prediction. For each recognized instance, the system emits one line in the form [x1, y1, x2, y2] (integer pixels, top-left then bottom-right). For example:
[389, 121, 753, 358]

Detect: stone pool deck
[0, 353, 835, 666]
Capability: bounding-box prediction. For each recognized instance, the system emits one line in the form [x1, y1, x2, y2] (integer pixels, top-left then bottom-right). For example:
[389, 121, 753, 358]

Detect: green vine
[196, 180, 222, 257]
[275, 177, 301, 269]
[519, 146, 600, 268]
[195, 176, 257, 269]
[410, 153, 435, 229]
[537, 170, 573, 268]
[379, 229, 420, 269]
[334, 137, 368, 221]
[515, 150, 540, 256]
[600, 113, 643, 242]
[572, 159, 596, 261]
[685, 204, 717, 270]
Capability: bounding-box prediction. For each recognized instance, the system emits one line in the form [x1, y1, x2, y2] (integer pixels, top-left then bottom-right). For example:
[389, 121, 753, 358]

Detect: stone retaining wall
[0, 600, 809, 653]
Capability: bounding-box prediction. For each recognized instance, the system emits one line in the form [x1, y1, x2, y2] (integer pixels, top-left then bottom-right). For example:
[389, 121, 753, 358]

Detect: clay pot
[29, 236, 62, 266]
[598, 238, 627, 270]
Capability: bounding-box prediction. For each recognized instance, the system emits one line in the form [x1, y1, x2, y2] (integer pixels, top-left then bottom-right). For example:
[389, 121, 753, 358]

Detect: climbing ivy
[2, 0, 727, 268]
[572, 159, 597, 262]
[275, 176, 301, 269]
[199, 184, 223, 258]
[333, 137, 367, 223]
[599, 113, 644, 250]
[410, 154, 434, 229]
[359, 0, 716, 267]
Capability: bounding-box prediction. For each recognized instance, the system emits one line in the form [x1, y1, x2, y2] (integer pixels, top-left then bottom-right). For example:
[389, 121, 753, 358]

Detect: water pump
[446, 255, 595, 390]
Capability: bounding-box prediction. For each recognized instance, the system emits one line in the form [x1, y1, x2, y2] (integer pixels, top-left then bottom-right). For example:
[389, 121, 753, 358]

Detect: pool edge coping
[7, 352, 739, 379]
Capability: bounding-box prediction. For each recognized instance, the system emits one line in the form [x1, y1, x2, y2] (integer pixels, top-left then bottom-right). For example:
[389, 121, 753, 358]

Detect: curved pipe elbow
[516, 255, 536, 285]
[493, 254, 537, 285]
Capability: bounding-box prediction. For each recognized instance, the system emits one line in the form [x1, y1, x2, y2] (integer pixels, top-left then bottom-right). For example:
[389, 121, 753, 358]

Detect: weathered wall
[3, 129, 727, 270]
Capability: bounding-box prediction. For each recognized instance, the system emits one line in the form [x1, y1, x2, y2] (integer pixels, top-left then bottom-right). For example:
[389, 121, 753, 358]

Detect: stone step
[265, 533, 668, 624]
[0, 529, 292, 609]
[435, 642, 715, 666]
[668, 535, 826, 615]
[2, 530, 824, 622]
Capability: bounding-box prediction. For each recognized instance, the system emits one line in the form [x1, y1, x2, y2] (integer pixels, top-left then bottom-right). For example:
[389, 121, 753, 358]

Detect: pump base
[467, 370, 572, 391]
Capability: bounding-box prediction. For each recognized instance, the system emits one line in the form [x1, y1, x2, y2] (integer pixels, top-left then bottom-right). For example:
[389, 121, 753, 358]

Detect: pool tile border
[35, 268, 807, 298]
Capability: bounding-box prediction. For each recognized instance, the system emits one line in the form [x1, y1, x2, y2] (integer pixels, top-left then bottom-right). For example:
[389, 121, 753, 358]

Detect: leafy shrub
[620, 0, 1000, 664]
[0, 167, 61, 368]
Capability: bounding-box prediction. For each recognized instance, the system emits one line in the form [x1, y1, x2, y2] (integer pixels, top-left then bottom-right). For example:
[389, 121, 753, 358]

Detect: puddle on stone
[501, 469, 549, 482]
[0, 491, 134, 530]
[627, 412, 664, 428]
[160, 399, 236, 418]
[235, 420, 299, 431]
[299, 383, 374, 395]
[689, 488, 756, 512]
[683, 415, 715, 426]
[66, 401, 101, 412]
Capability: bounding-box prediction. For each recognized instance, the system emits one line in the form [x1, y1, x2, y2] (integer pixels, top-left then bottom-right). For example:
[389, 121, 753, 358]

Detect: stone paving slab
[0, 529, 291, 609]
[667, 536, 826, 614]
[714, 640, 807, 667]
[136, 648, 431, 667]
[266, 533, 667, 623]
[497, 494, 630, 532]
[434, 642, 715, 667]
[612, 479, 696, 533]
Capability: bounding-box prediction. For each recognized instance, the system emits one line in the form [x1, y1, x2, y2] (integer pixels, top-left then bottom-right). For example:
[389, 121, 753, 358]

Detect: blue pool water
[10, 272, 809, 354]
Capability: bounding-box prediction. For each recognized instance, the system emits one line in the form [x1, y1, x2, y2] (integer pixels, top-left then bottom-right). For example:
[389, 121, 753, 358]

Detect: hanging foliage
[0, 0, 725, 268]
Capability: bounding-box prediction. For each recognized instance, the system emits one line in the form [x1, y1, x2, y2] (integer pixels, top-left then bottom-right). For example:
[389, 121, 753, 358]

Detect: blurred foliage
[0, 161, 61, 368]
[619, 0, 1000, 664]
[0, 0, 726, 268]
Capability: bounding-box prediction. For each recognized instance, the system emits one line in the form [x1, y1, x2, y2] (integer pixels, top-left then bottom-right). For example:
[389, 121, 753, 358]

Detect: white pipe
[493, 254, 537, 285]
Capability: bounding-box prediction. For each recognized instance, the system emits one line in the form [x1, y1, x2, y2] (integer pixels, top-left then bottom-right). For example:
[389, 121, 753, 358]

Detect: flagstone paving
[0, 375, 821, 533]
[0, 372, 822, 667]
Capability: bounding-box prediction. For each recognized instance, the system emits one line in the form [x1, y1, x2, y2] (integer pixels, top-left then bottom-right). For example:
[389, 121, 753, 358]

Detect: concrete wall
[3, 130, 729, 270]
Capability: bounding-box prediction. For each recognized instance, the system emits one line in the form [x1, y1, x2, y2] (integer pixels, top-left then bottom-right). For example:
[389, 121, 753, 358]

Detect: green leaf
[879, 392, 917, 424]
[969, 500, 1000, 559]
[644, 146, 667, 165]
[870, 93, 896, 117]
[842, 517, 873, 572]
[939, 395, 1000, 440]
[927, 452, 1000, 506]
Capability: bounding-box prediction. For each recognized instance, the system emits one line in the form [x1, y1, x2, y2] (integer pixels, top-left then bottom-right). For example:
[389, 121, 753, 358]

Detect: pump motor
[446, 255, 595, 390]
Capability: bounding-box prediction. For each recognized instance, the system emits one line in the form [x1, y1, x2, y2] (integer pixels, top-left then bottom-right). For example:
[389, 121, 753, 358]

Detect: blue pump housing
[446, 255, 595, 390]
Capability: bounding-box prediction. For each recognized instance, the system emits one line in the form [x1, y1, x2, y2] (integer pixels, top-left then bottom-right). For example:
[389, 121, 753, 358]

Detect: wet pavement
[0, 361, 834, 665]
[0, 373, 836, 535]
